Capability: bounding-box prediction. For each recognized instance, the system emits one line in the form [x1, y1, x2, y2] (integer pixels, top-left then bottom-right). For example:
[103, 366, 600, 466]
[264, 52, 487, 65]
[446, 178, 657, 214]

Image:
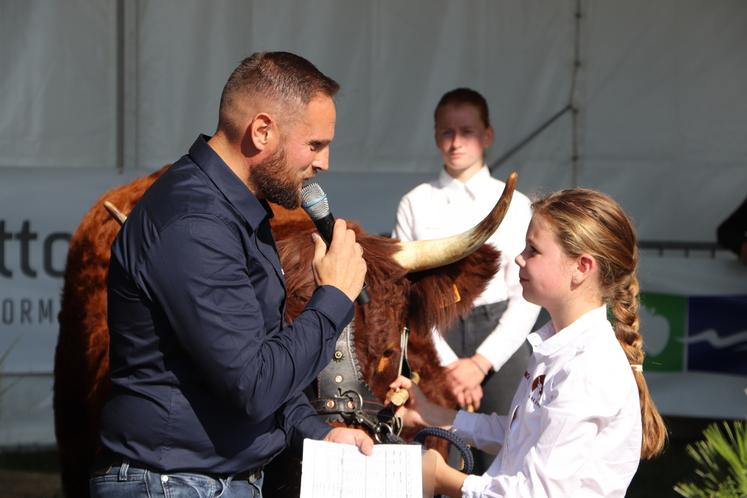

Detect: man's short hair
[218, 51, 340, 140]
[434, 88, 491, 128]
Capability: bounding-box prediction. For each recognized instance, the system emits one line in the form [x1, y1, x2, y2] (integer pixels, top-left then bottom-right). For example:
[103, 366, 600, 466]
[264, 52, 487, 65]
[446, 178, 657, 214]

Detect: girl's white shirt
[454, 305, 642, 497]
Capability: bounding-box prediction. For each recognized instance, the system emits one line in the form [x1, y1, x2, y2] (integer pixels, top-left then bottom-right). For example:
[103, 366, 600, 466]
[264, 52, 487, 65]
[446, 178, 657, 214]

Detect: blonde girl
[390, 188, 667, 497]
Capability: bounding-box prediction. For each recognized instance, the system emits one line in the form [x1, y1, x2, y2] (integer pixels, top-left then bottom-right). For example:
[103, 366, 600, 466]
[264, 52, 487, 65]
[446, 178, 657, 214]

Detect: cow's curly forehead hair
[218, 51, 340, 140]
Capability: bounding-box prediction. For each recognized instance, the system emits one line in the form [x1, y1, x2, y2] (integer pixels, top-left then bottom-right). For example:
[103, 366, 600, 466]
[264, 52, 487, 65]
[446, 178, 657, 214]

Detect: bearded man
[91, 52, 371, 498]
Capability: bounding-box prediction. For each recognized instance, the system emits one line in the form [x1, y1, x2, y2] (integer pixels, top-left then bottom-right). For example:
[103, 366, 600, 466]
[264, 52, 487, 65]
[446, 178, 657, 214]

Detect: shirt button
[161, 475, 169, 483]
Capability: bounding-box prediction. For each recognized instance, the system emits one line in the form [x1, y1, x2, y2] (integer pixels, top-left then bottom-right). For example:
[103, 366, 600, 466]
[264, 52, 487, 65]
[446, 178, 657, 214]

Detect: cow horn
[392, 171, 518, 272]
[103, 201, 127, 225]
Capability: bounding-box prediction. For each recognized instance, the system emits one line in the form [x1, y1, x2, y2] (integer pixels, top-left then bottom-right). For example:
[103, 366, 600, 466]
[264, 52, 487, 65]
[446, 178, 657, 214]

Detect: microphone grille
[301, 183, 330, 220]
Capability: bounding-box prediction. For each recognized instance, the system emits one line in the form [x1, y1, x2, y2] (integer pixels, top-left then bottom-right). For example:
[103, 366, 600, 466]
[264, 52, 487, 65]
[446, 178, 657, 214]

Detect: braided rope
[413, 426, 474, 474]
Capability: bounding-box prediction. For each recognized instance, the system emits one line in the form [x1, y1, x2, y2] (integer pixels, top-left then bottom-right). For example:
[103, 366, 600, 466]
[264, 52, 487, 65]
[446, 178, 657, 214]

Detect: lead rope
[413, 427, 474, 475]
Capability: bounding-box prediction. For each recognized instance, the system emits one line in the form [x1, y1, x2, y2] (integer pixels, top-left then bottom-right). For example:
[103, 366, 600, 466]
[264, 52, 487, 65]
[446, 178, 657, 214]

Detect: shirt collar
[188, 134, 273, 230]
[527, 305, 609, 358]
[436, 165, 492, 200]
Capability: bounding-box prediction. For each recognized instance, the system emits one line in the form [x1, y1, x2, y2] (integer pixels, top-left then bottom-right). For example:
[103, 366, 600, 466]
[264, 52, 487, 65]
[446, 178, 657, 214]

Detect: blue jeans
[90, 459, 263, 498]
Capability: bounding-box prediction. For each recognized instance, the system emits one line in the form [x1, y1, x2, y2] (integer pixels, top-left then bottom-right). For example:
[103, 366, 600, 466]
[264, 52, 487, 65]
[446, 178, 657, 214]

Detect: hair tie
[630, 364, 643, 372]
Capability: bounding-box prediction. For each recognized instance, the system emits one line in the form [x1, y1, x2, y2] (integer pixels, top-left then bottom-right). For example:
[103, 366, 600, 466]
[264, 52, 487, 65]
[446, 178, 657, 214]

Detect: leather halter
[310, 321, 407, 442]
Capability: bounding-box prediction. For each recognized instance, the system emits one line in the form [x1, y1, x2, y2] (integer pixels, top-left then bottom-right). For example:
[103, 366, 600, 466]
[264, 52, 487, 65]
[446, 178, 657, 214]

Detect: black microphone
[301, 183, 370, 305]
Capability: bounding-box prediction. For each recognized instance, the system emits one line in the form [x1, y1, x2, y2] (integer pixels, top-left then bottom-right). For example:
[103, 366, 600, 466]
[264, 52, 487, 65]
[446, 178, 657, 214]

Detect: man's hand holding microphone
[303, 182, 369, 304]
[311, 218, 367, 303]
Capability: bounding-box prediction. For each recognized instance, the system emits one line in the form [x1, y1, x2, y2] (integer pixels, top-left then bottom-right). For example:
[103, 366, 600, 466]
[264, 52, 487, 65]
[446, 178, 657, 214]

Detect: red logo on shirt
[529, 374, 545, 406]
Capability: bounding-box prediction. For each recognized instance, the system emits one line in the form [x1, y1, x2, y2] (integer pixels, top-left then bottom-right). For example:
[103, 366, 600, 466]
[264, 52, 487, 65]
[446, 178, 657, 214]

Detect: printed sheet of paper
[300, 438, 423, 498]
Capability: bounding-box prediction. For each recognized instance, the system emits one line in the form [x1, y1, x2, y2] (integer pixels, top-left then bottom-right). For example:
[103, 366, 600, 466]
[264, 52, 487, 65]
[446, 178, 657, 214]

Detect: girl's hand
[387, 375, 457, 429]
[444, 354, 491, 408]
[461, 384, 484, 411]
[387, 375, 430, 427]
[423, 448, 468, 498]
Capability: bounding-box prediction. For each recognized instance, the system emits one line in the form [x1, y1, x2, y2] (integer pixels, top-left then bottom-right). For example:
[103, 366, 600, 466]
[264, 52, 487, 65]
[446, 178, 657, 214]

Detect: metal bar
[489, 1, 583, 176]
[570, 0, 583, 186]
[638, 240, 726, 259]
[638, 241, 723, 251]
[488, 104, 572, 173]
[0, 372, 53, 377]
[116, 0, 124, 173]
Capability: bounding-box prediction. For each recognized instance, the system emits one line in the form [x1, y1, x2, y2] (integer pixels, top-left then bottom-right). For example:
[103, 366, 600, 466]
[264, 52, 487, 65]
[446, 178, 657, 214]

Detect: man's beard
[249, 145, 302, 209]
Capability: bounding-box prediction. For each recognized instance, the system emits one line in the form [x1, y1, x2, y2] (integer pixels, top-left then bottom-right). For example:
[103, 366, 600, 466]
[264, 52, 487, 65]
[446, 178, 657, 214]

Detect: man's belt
[92, 452, 262, 483]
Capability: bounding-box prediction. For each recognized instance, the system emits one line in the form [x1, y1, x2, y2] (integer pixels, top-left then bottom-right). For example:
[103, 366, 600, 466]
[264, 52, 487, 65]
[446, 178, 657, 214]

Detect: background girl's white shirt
[393, 166, 540, 371]
[453, 306, 642, 498]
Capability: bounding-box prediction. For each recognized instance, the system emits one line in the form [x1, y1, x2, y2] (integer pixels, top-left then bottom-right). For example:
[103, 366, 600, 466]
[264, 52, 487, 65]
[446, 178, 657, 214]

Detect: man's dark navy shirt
[101, 135, 354, 474]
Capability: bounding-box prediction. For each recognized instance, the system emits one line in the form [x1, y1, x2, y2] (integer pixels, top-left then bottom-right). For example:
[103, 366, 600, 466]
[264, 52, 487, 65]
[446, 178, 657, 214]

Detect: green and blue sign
[640, 292, 747, 376]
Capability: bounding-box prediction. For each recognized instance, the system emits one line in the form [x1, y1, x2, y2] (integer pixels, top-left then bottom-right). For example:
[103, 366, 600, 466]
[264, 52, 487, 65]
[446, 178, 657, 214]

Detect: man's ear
[247, 113, 275, 151]
[572, 253, 596, 285]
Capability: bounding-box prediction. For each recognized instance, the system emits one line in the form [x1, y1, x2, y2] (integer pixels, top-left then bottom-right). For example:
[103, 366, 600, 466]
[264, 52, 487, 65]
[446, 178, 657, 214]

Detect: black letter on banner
[2, 298, 12, 324]
[44, 232, 71, 278]
[0, 221, 12, 278]
[21, 298, 32, 324]
[39, 299, 54, 324]
[17, 221, 38, 278]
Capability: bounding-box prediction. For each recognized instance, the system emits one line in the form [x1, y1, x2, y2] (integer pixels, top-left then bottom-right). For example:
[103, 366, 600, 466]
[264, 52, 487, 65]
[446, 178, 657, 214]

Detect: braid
[611, 271, 643, 365]
[610, 273, 667, 459]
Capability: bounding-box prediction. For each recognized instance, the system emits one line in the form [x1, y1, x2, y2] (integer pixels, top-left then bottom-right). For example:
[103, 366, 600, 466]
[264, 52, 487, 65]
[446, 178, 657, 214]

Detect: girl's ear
[483, 126, 495, 149]
[572, 253, 596, 285]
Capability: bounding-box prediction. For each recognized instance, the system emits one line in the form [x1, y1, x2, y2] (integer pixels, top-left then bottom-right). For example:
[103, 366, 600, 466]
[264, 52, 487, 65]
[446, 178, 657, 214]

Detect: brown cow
[54, 166, 512, 498]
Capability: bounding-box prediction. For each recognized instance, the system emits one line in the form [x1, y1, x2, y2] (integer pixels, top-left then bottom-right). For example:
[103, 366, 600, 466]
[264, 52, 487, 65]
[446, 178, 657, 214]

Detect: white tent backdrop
[3, 0, 746, 240]
[1, 0, 745, 447]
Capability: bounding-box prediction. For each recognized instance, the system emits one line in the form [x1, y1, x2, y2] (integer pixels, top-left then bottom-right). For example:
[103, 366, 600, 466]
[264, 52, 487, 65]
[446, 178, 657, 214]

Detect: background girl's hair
[434, 88, 490, 128]
[532, 188, 667, 459]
